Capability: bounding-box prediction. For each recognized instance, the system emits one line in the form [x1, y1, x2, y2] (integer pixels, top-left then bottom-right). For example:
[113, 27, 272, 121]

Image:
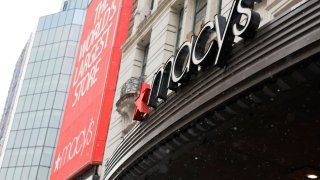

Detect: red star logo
[133, 82, 151, 121]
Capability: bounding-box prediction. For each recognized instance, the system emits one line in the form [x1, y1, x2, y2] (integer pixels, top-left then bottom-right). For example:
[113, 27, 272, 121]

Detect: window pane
[0, 168, 7, 180]
[41, 147, 53, 166]
[24, 63, 34, 79]
[45, 128, 58, 147]
[76, 0, 82, 8]
[26, 112, 36, 129]
[65, 41, 77, 57]
[54, 58, 63, 74]
[51, 13, 59, 28]
[57, 74, 70, 92]
[6, 132, 16, 149]
[42, 76, 52, 92]
[30, 94, 40, 111]
[29, 129, 39, 146]
[38, 93, 48, 110]
[49, 110, 62, 128]
[41, 110, 51, 127]
[23, 95, 33, 112]
[50, 75, 59, 91]
[33, 111, 44, 128]
[37, 167, 49, 180]
[32, 62, 41, 77]
[39, 60, 49, 76]
[50, 43, 60, 59]
[29, 48, 38, 63]
[58, 41, 67, 57]
[36, 129, 47, 146]
[5, 168, 14, 180]
[18, 113, 28, 130]
[32, 147, 43, 165]
[54, 92, 66, 109]
[29, 166, 38, 180]
[47, 59, 56, 75]
[2, 150, 12, 167]
[24, 148, 35, 166]
[15, 96, 25, 113]
[14, 131, 23, 148]
[45, 92, 56, 109]
[39, 30, 49, 46]
[11, 113, 21, 130]
[61, 25, 71, 41]
[37, 16, 46, 31]
[13, 167, 22, 180]
[65, 10, 75, 25]
[43, 44, 52, 60]
[69, 25, 81, 41]
[9, 149, 19, 166]
[33, 32, 42, 47]
[16, 148, 27, 166]
[73, 10, 84, 25]
[58, 11, 67, 26]
[36, 46, 45, 61]
[44, 15, 53, 30]
[35, 77, 45, 93]
[21, 167, 30, 180]
[21, 130, 31, 147]
[61, 57, 74, 74]
[27, 79, 36, 94]
[20, 79, 30, 95]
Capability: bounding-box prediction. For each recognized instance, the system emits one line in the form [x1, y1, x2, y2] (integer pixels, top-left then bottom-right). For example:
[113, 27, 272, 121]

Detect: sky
[0, 0, 62, 120]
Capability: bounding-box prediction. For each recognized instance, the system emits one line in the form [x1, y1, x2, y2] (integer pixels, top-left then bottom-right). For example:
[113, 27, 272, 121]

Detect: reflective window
[15, 96, 25, 113]
[11, 114, 21, 130]
[28, 166, 38, 180]
[66, 41, 77, 57]
[41, 110, 51, 127]
[47, 28, 56, 44]
[50, 43, 60, 59]
[29, 129, 39, 146]
[49, 110, 62, 128]
[33, 32, 42, 47]
[44, 14, 53, 30]
[42, 76, 52, 92]
[47, 59, 56, 75]
[58, 11, 67, 26]
[45, 128, 58, 147]
[51, 13, 60, 28]
[2, 150, 12, 167]
[23, 95, 33, 112]
[50, 75, 59, 91]
[24, 63, 34, 79]
[24, 148, 35, 166]
[37, 16, 46, 31]
[5, 168, 14, 180]
[29, 48, 38, 62]
[39, 30, 49, 46]
[37, 167, 49, 180]
[76, 0, 82, 8]
[27, 79, 36, 94]
[20, 79, 30, 95]
[53, 92, 66, 109]
[21, 167, 30, 180]
[39, 60, 49, 76]
[35, 77, 45, 93]
[9, 149, 19, 166]
[32, 62, 41, 78]
[58, 74, 70, 92]
[54, 58, 63, 74]
[30, 94, 40, 111]
[26, 112, 36, 129]
[0, 168, 7, 180]
[33, 111, 44, 128]
[37, 128, 47, 147]
[82, 0, 89, 8]
[62, 25, 71, 41]
[61, 58, 74, 74]
[21, 130, 32, 147]
[35, 46, 45, 61]
[65, 10, 75, 25]
[54, 26, 63, 43]
[73, 10, 84, 25]
[16, 148, 27, 166]
[12, 167, 22, 180]
[69, 25, 81, 41]
[18, 113, 28, 130]
[58, 41, 67, 57]
[32, 147, 43, 165]
[6, 131, 16, 148]
[38, 93, 48, 110]
[43, 44, 53, 60]
[14, 131, 23, 148]
[70, 0, 76, 9]
[46, 92, 56, 109]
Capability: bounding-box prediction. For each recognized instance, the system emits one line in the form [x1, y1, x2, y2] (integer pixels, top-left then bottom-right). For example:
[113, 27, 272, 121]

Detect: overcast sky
[0, 0, 62, 120]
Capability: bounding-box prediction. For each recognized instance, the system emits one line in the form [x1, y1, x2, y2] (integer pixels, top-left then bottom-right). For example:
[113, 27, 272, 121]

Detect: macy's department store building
[101, 0, 320, 179]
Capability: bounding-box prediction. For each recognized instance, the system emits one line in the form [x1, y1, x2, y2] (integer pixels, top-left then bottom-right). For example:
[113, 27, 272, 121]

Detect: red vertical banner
[50, 0, 133, 179]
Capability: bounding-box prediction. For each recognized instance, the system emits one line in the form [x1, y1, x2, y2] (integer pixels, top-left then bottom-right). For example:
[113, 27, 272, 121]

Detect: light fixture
[307, 174, 318, 179]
